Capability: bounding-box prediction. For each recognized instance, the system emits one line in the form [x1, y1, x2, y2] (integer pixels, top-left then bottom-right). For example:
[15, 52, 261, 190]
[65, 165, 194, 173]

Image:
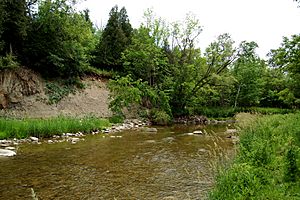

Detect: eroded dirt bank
[0, 68, 111, 118]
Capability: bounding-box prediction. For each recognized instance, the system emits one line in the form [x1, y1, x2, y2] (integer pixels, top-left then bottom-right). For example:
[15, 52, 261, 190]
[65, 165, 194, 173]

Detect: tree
[122, 27, 168, 87]
[93, 5, 133, 70]
[269, 34, 300, 107]
[24, 0, 96, 77]
[169, 32, 237, 115]
[232, 41, 266, 107]
[0, 0, 29, 57]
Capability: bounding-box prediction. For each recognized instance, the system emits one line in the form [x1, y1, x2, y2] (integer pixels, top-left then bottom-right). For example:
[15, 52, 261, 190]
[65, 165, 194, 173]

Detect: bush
[108, 115, 124, 124]
[150, 109, 171, 125]
[0, 53, 19, 70]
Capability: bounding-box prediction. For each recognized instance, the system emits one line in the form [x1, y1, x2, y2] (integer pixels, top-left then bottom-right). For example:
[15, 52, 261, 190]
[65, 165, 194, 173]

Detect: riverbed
[0, 124, 236, 200]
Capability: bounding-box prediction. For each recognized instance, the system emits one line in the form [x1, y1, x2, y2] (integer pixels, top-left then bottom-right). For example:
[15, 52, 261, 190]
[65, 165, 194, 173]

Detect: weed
[45, 78, 84, 104]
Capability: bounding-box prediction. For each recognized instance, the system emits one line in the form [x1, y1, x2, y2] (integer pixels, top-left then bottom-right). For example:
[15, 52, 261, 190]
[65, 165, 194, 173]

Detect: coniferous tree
[93, 5, 133, 70]
[0, 0, 28, 56]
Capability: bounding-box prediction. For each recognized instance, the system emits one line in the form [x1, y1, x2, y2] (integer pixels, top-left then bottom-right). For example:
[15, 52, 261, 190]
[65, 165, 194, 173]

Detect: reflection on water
[0, 124, 235, 200]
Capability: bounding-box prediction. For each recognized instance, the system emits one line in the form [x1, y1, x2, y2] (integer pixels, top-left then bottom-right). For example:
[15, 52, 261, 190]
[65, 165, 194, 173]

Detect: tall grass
[194, 106, 296, 118]
[209, 113, 300, 199]
[0, 116, 110, 139]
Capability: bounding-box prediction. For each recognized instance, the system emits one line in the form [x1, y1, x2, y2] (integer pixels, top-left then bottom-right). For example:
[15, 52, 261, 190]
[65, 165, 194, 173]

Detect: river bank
[209, 113, 300, 199]
[0, 116, 239, 158]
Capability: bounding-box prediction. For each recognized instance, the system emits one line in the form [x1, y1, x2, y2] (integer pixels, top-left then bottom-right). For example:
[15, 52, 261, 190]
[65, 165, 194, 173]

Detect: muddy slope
[0, 68, 111, 118]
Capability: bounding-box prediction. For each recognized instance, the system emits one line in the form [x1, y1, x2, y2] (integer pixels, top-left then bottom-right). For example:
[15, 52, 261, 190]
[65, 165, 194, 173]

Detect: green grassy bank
[194, 107, 295, 119]
[0, 117, 110, 139]
[210, 113, 300, 199]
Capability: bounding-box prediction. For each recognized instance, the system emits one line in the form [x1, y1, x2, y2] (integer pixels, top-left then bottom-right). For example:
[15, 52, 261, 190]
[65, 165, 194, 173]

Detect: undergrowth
[209, 113, 300, 199]
[45, 78, 85, 104]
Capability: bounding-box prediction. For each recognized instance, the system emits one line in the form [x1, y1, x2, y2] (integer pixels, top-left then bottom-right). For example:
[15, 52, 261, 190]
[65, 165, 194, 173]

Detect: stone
[226, 129, 238, 134]
[5, 146, 15, 150]
[143, 127, 158, 132]
[70, 138, 80, 142]
[186, 133, 194, 136]
[30, 137, 39, 142]
[0, 149, 16, 157]
[47, 140, 54, 144]
[0, 143, 10, 147]
[193, 130, 203, 135]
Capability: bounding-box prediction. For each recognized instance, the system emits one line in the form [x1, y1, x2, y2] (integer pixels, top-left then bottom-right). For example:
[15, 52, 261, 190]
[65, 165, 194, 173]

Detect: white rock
[186, 133, 194, 136]
[144, 128, 158, 132]
[30, 137, 39, 142]
[70, 138, 80, 142]
[5, 147, 15, 150]
[193, 130, 203, 135]
[226, 129, 238, 134]
[48, 140, 54, 143]
[0, 143, 10, 147]
[0, 149, 16, 157]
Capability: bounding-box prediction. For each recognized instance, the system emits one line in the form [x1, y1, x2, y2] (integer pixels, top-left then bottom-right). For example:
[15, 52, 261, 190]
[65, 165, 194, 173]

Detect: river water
[0, 124, 236, 200]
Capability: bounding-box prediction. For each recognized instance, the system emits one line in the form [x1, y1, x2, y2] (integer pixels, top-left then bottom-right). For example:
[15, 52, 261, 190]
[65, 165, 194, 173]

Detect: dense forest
[1, 0, 300, 122]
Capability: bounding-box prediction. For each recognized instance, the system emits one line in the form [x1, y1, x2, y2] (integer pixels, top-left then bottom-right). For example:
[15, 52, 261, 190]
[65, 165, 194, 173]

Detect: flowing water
[0, 124, 236, 200]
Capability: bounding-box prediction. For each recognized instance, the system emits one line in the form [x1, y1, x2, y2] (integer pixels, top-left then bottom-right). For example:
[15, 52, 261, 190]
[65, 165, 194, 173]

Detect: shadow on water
[0, 124, 236, 200]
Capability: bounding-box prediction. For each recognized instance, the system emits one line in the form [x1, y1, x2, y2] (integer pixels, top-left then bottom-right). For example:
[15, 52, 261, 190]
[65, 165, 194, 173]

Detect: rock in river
[193, 130, 203, 135]
[0, 149, 16, 157]
[143, 127, 158, 133]
[30, 137, 39, 142]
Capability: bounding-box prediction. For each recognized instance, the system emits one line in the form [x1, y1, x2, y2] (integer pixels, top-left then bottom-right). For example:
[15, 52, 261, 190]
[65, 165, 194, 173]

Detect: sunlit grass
[0, 116, 110, 139]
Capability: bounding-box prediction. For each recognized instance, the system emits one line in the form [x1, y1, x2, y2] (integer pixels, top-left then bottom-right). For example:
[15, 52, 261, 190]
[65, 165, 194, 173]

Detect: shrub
[150, 109, 171, 125]
[0, 53, 19, 70]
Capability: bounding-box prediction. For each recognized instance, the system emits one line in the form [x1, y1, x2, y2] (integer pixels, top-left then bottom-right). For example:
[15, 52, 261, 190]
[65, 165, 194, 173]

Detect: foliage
[108, 75, 172, 121]
[108, 75, 144, 116]
[93, 5, 133, 70]
[0, 0, 29, 57]
[25, 0, 96, 77]
[150, 109, 171, 125]
[210, 113, 300, 199]
[122, 27, 169, 86]
[232, 41, 266, 107]
[0, 116, 110, 139]
[45, 78, 84, 104]
[83, 66, 115, 78]
[0, 53, 20, 69]
[108, 115, 124, 124]
[269, 34, 300, 107]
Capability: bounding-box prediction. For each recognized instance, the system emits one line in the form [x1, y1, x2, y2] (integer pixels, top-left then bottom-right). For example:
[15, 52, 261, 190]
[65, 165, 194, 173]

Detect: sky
[77, 0, 300, 58]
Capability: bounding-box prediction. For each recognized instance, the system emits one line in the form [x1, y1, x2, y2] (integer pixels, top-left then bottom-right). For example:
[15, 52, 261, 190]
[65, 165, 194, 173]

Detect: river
[0, 124, 236, 200]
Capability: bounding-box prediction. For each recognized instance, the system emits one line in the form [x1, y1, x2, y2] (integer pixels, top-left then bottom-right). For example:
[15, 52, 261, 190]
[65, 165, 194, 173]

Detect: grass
[0, 116, 110, 139]
[194, 106, 296, 118]
[84, 66, 115, 78]
[209, 113, 300, 199]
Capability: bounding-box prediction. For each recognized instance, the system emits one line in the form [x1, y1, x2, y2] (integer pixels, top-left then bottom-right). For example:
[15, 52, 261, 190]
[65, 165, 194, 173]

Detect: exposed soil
[0, 68, 112, 118]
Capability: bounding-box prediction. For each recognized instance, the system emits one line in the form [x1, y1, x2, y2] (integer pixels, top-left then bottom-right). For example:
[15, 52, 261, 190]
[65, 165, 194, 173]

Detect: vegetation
[45, 78, 85, 104]
[210, 113, 300, 199]
[0, 0, 298, 121]
[0, 116, 110, 139]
